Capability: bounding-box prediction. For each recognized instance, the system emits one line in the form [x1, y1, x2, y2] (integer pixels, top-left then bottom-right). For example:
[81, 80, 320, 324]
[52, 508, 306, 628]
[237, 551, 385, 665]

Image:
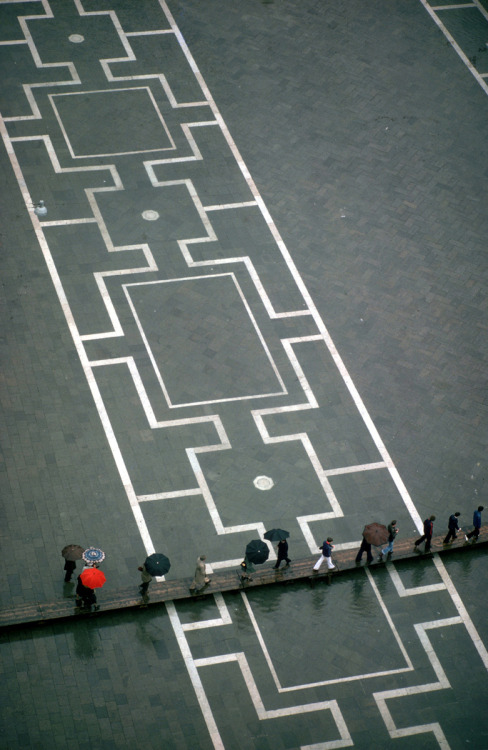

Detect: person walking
[75, 575, 98, 611]
[355, 534, 374, 564]
[64, 559, 76, 582]
[465, 506, 484, 543]
[190, 554, 210, 592]
[379, 520, 399, 560]
[138, 563, 153, 597]
[414, 515, 436, 553]
[443, 512, 461, 544]
[313, 538, 335, 571]
[274, 539, 291, 569]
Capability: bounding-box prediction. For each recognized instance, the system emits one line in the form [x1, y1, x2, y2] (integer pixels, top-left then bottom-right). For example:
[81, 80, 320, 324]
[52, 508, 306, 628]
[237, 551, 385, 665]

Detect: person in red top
[414, 515, 436, 553]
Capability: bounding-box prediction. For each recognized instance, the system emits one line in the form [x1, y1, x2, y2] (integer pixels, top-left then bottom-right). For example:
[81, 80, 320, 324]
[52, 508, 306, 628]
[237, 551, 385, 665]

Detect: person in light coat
[190, 555, 210, 592]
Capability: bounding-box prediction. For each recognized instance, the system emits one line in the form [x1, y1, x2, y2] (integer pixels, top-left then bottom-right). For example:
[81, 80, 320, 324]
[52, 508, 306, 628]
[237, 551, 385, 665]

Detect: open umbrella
[83, 547, 105, 565]
[363, 523, 388, 547]
[144, 553, 171, 577]
[61, 544, 84, 561]
[245, 539, 269, 565]
[80, 568, 106, 589]
[264, 528, 289, 542]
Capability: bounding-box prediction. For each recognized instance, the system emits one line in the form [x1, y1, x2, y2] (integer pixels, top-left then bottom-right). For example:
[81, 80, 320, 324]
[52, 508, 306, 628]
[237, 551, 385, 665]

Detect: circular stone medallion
[253, 475, 274, 491]
[69, 34, 85, 43]
[142, 210, 160, 221]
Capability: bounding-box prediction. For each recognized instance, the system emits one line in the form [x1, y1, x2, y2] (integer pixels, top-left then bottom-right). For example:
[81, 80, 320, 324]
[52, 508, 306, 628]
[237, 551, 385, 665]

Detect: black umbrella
[144, 553, 171, 576]
[264, 528, 289, 542]
[61, 544, 85, 561]
[245, 539, 269, 565]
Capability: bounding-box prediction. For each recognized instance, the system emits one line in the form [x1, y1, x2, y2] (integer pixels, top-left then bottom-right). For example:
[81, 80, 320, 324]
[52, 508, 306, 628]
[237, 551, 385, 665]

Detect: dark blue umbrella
[144, 553, 171, 576]
[264, 528, 289, 542]
[245, 539, 269, 564]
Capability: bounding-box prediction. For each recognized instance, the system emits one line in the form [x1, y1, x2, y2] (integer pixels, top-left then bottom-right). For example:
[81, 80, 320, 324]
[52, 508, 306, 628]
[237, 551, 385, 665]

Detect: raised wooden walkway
[1, 528, 486, 630]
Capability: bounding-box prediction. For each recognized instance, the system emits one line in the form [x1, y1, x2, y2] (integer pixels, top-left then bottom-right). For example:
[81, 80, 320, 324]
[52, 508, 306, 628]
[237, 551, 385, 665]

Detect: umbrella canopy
[363, 523, 389, 547]
[264, 528, 290, 542]
[82, 547, 105, 565]
[80, 568, 106, 589]
[144, 553, 171, 577]
[245, 539, 270, 564]
[61, 544, 84, 561]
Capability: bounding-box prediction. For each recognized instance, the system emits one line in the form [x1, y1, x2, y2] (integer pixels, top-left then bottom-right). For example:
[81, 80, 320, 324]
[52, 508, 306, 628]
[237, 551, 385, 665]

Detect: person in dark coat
[75, 575, 98, 611]
[414, 516, 436, 553]
[355, 534, 373, 564]
[64, 559, 76, 582]
[465, 506, 484, 542]
[379, 520, 399, 560]
[274, 539, 291, 569]
[443, 512, 461, 544]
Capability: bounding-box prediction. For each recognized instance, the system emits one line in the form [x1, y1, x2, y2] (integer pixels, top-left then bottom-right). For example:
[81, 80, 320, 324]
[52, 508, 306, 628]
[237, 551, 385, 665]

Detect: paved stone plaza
[0, 0, 487, 748]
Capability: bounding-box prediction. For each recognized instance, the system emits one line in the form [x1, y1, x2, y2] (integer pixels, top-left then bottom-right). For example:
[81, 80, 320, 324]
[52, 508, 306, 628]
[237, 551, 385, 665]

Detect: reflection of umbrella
[61, 544, 84, 561]
[245, 539, 270, 564]
[80, 568, 106, 589]
[363, 523, 388, 547]
[144, 553, 171, 577]
[82, 547, 105, 564]
[264, 528, 289, 542]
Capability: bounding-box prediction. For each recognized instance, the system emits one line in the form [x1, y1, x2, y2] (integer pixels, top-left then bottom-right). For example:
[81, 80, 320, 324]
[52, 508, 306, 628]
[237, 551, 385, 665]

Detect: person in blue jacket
[443, 512, 461, 544]
[465, 506, 484, 542]
[313, 537, 335, 571]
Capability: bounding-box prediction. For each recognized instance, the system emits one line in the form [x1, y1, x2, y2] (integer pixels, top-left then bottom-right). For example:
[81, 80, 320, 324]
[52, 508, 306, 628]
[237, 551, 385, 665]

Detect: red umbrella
[80, 568, 106, 589]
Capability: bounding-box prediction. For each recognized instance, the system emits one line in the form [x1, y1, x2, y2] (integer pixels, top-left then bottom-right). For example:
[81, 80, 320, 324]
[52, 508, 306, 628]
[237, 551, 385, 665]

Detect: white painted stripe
[419, 0, 488, 96]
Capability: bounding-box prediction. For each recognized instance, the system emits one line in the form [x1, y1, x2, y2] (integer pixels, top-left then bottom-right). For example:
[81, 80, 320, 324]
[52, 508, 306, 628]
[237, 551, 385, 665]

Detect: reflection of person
[138, 564, 152, 597]
[313, 538, 335, 571]
[64, 559, 76, 582]
[190, 555, 210, 592]
[465, 506, 484, 542]
[355, 535, 373, 564]
[75, 575, 98, 611]
[380, 521, 399, 559]
[443, 512, 461, 544]
[414, 516, 435, 553]
[274, 539, 291, 569]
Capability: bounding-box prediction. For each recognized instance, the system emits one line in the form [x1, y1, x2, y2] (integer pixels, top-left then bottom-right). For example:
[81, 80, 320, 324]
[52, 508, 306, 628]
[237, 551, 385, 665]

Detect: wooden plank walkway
[1, 528, 486, 630]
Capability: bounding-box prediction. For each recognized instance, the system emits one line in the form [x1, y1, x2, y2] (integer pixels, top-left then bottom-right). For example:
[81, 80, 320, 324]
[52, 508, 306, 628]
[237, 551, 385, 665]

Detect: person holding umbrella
[61, 544, 84, 583]
[264, 529, 291, 569]
[75, 567, 106, 612]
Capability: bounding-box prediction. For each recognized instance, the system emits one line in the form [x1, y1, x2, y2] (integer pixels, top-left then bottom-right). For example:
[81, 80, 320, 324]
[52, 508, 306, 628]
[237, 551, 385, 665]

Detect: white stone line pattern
[181, 593, 232, 632]
[2, 2, 81, 123]
[73, 0, 211, 109]
[419, 0, 488, 96]
[144, 170, 312, 320]
[193, 652, 353, 749]
[387, 563, 446, 597]
[239, 567, 413, 694]
[122, 272, 288, 407]
[373, 617, 461, 748]
[2, 2, 487, 748]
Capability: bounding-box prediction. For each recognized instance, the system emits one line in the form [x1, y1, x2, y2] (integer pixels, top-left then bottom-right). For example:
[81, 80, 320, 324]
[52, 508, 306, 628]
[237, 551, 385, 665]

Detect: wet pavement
[1, 0, 487, 748]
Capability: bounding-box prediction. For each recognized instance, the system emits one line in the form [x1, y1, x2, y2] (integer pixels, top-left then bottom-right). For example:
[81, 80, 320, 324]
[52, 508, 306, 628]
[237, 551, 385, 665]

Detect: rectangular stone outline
[49, 86, 176, 158]
[123, 272, 288, 407]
